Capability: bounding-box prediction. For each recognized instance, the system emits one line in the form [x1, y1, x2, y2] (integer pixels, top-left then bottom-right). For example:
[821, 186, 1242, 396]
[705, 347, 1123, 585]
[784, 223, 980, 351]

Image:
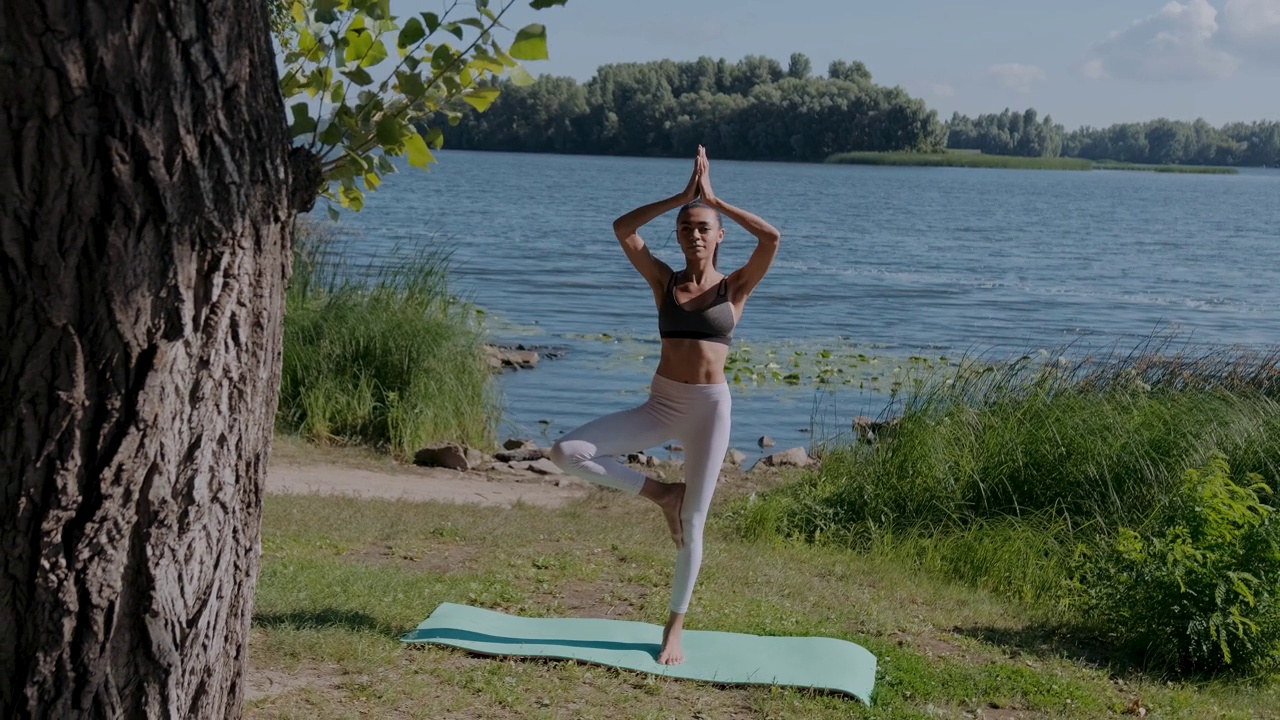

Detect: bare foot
[639, 478, 686, 549]
[658, 482, 685, 549]
[658, 616, 685, 665]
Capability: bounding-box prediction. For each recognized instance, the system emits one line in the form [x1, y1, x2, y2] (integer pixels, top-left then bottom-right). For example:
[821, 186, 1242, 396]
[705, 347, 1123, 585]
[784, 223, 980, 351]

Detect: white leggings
[549, 373, 732, 614]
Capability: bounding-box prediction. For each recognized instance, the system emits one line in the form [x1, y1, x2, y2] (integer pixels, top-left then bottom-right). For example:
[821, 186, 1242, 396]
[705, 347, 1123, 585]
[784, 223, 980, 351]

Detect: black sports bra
[657, 271, 736, 346]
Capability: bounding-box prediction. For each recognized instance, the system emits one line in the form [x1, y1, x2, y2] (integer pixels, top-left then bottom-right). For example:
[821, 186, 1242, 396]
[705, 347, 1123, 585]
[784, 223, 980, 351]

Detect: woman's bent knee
[549, 439, 585, 470]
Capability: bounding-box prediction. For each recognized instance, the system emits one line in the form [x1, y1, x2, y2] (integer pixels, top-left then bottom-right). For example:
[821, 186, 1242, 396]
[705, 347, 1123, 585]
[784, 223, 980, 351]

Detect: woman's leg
[658, 390, 732, 665]
[548, 401, 673, 494]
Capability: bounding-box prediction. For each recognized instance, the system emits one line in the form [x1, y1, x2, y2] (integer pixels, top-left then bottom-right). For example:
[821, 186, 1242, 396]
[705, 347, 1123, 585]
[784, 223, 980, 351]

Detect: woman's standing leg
[658, 387, 732, 665]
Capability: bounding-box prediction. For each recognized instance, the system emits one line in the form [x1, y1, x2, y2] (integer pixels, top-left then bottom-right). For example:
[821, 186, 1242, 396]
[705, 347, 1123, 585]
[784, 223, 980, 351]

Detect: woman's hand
[679, 147, 702, 203]
[695, 146, 716, 204]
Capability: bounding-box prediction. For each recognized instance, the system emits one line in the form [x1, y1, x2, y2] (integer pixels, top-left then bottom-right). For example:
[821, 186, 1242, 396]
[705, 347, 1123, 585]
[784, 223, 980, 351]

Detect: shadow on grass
[254, 608, 406, 638]
[952, 622, 1259, 684]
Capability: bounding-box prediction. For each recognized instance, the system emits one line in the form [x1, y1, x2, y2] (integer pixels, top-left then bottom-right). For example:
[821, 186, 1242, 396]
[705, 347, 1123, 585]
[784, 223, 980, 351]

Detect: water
[328, 151, 1280, 457]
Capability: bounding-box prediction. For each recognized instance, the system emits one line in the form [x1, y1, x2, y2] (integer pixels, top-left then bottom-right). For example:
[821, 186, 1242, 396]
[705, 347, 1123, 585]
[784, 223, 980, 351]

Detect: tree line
[947, 110, 1280, 167]
[431, 53, 948, 161]
[431, 52, 1280, 167]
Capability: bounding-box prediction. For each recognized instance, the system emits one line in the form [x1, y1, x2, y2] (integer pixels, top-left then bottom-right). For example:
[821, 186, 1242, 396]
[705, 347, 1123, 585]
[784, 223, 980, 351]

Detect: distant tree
[828, 59, 872, 83]
[787, 52, 813, 79]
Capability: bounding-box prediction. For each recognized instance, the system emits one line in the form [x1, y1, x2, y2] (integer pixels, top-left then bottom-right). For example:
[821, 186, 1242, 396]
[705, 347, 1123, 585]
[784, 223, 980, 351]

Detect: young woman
[548, 146, 781, 665]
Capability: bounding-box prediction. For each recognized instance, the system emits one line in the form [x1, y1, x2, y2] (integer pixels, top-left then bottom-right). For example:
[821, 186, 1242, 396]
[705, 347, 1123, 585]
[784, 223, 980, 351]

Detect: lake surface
[323, 151, 1280, 458]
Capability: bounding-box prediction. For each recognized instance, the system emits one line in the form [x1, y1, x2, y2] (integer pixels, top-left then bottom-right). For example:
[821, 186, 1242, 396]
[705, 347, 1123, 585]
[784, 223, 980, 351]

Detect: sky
[476, 0, 1280, 129]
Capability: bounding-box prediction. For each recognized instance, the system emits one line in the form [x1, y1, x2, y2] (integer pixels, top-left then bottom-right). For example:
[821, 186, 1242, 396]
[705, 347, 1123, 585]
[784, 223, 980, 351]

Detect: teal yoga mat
[401, 603, 877, 704]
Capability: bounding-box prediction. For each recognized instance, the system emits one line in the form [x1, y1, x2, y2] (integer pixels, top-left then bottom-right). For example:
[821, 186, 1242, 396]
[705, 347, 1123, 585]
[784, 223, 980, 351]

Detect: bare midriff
[655, 338, 731, 384]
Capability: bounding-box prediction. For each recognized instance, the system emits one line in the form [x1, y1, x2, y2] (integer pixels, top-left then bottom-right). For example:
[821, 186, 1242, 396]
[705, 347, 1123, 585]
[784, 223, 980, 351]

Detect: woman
[549, 146, 780, 665]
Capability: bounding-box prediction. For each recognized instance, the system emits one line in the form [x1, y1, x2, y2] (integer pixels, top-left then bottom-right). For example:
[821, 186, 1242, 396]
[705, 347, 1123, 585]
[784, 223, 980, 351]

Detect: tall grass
[741, 340, 1280, 607]
[826, 151, 1093, 170]
[278, 219, 497, 457]
[1093, 160, 1239, 175]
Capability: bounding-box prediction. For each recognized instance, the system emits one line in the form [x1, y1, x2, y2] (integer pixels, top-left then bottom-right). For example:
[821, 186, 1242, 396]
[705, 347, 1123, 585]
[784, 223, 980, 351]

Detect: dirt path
[266, 461, 589, 508]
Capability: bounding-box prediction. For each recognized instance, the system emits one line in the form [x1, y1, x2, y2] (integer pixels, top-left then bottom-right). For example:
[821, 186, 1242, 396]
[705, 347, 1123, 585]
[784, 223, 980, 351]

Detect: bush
[1072, 453, 1280, 673]
[278, 218, 497, 457]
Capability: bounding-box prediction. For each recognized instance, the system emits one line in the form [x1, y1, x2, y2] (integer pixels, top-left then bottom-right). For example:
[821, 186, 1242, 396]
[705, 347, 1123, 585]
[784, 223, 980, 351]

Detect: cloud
[931, 83, 956, 98]
[1083, 0, 1241, 81]
[1219, 0, 1280, 60]
[986, 63, 1047, 93]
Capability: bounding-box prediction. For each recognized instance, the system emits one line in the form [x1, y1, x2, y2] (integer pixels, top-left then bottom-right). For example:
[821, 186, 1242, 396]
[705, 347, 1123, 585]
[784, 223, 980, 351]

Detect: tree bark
[1, 0, 292, 717]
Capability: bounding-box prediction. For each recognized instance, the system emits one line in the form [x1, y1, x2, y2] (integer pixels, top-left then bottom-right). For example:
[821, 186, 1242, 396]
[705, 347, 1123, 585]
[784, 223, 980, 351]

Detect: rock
[757, 435, 776, 449]
[626, 452, 649, 465]
[465, 447, 485, 469]
[414, 443, 472, 471]
[666, 443, 683, 453]
[525, 458, 564, 475]
[503, 438, 538, 451]
[761, 447, 813, 468]
[853, 416, 900, 443]
[482, 344, 540, 371]
[645, 455, 660, 468]
[495, 447, 546, 463]
[724, 448, 747, 466]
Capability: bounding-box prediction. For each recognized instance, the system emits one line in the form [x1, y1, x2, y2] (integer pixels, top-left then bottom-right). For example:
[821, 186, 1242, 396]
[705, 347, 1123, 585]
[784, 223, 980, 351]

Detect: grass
[826, 151, 1093, 171]
[826, 151, 1240, 174]
[246, 479, 1280, 718]
[277, 219, 497, 458]
[1093, 160, 1239, 174]
[740, 341, 1280, 672]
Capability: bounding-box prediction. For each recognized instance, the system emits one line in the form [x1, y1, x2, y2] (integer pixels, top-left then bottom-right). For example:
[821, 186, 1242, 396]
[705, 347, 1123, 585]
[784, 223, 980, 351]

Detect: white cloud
[1219, 0, 1280, 59]
[1083, 0, 1241, 81]
[931, 83, 956, 98]
[986, 63, 1047, 93]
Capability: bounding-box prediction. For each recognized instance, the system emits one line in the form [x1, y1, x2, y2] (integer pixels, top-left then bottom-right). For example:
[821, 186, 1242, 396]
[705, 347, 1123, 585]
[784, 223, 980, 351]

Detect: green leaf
[405, 131, 435, 169]
[396, 70, 427, 98]
[314, 0, 341, 23]
[461, 86, 500, 112]
[341, 66, 374, 86]
[507, 64, 534, 86]
[424, 126, 444, 149]
[442, 22, 465, 41]
[398, 17, 426, 49]
[359, 38, 388, 67]
[509, 23, 548, 61]
[327, 204, 341, 221]
[529, 0, 567, 8]
[432, 44, 458, 70]
[290, 1, 307, 23]
[456, 17, 486, 30]
[468, 51, 505, 74]
[289, 102, 317, 137]
[421, 12, 440, 33]
[318, 120, 345, 146]
[375, 114, 404, 147]
[344, 27, 372, 64]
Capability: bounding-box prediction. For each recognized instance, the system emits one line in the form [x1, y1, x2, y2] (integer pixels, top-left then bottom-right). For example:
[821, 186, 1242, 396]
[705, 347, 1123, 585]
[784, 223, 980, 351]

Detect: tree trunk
[1, 0, 293, 716]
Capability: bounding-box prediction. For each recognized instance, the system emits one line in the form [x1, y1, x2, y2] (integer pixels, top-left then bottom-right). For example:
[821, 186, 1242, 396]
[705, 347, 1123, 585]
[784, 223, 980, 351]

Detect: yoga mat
[402, 603, 876, 704]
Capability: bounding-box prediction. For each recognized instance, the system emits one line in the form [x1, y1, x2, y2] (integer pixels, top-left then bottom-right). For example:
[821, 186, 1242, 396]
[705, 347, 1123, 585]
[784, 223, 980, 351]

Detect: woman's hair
[677, 201, 723, 268]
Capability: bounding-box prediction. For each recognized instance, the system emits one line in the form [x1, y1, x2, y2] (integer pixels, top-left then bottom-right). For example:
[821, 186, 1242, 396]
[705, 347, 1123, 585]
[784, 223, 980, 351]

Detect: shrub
[1072, 453, 1280, 673]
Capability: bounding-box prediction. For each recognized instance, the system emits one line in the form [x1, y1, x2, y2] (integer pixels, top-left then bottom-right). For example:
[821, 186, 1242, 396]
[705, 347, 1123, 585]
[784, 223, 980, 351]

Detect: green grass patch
[247, 490, 1280, 718]
[1093, 160, 1239, 174]
[826, 151, 1094, 170]
[278, 219, 497, 458]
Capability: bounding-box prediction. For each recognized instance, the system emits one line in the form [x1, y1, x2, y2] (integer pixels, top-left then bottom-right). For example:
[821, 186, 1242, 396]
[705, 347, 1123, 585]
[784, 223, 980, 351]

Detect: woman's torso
[653, 269, 741, 384]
